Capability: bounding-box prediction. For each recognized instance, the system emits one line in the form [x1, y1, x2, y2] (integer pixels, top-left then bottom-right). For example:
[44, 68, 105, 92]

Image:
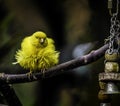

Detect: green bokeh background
[0, 0, 120, 106]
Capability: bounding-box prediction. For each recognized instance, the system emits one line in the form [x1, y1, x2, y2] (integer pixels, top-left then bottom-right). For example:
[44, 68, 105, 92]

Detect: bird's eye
[35, 36, 39, 39]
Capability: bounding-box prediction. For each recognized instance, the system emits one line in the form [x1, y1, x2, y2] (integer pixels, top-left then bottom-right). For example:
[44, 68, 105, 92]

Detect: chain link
[105, 0, 120, 55]
[105, 12, 120, 54]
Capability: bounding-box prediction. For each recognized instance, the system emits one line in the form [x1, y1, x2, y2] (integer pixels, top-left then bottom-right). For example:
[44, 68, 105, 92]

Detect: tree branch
[0, 44, 108, 84]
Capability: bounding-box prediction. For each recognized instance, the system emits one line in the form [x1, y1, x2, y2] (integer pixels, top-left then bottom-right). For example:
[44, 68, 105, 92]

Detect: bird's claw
[41, 69, 47, 78]
[27, 72, 37, 80]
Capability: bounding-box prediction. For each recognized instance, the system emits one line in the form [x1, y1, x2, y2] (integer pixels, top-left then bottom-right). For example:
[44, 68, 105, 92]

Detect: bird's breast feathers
[14, 31, 59, 72]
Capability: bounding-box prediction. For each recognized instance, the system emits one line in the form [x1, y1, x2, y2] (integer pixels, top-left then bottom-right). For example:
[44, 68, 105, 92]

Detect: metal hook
[108, 0, 119, 16]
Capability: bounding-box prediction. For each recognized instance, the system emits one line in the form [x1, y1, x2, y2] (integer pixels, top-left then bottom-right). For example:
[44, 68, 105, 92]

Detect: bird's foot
[27, 71, 37, 80]
[41, 69, 47, 78]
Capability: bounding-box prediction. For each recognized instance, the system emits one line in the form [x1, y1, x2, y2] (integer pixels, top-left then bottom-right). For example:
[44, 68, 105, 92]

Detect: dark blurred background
[0, 0, 120, 106]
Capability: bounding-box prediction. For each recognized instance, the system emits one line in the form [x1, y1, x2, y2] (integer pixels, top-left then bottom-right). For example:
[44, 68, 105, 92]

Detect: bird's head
[31, 31, 48, 48]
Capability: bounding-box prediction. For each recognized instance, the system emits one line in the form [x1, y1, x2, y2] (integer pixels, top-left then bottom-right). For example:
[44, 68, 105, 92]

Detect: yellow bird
[13, 31, 59, 73]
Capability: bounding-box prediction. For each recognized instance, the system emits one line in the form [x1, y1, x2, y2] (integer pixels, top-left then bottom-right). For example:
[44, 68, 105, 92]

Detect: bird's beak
[40, 38, 44, 44]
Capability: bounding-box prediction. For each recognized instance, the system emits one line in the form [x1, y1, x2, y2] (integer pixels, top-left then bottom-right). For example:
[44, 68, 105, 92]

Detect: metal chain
[108, 0, 119, 16]
[105, 0, 120, 54]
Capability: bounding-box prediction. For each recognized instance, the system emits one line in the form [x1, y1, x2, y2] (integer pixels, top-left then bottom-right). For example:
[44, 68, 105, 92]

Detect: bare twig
[0, 44, 108, 84]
